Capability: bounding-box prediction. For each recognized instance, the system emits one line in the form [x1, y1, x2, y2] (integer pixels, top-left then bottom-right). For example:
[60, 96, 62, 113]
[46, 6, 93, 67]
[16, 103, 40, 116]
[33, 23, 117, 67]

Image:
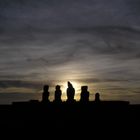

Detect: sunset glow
[60, 81, 80, 101]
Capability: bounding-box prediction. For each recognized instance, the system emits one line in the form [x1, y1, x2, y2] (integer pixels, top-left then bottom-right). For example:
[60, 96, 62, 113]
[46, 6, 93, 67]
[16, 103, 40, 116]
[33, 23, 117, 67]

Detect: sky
[0, 0, 140, 104]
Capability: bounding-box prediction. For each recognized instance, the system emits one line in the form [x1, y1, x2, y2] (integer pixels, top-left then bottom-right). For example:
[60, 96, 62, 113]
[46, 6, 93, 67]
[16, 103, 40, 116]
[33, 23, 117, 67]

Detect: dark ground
[0, 101, 139, 138]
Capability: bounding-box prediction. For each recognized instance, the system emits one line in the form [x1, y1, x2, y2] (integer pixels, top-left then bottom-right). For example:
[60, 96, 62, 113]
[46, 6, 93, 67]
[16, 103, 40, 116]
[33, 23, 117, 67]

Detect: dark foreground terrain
[0, 101, 139, 138]
[0, 100, 139, 126]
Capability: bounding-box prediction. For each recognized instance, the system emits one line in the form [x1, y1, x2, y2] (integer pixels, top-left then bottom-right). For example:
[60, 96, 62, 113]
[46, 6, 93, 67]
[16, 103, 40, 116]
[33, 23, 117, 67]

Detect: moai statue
[54, 85, 62, 103]
[80, 86, 89, 103]
[66, 81, 75, 103]
[42, 85, 50, 103]
[95, 93, 100, 102]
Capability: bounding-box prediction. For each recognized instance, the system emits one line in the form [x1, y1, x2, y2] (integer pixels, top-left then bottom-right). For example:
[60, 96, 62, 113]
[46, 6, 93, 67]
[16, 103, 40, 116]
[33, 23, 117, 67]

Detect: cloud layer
[0, 0, 140, 104]
[0, 27, 140, 103]
[0, 0, 140, 30]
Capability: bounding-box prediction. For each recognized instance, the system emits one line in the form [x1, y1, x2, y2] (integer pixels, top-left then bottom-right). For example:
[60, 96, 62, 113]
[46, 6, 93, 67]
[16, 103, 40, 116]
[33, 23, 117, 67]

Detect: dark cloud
[0, 80, 42, 89]
[0, 26, 140, 81]
[0, 0, 140, 30]
[127, 0, 140, 13]
[75, 78, 138, 84]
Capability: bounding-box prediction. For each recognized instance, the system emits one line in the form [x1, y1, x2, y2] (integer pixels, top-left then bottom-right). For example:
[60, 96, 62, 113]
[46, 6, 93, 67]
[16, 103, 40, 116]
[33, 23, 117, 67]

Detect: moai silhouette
[80, 86, 89, 102]
[66, 81, 75, 103]
[54, 85, 62, 102]
[42, 85, 50, 103]
[95, 93, 100, 102]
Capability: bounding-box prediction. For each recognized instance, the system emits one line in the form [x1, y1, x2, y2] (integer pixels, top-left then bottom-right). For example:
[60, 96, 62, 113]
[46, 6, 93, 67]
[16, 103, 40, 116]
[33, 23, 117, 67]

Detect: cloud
[0, 0, 140, 30]
[0, 80, 42, 89]
[126, 0, 140, 13]
[0, 26, 140, 80]
[0, 0, 140, 104]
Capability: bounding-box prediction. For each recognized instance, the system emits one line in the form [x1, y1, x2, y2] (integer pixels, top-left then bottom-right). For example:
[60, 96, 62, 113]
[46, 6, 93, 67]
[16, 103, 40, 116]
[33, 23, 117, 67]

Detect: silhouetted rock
[66, 81, 76, 103]
[54, 85, 62, 103]
[80, 86, 89, 102]
[42, 85, 50, 103]
[95, 93, 100, 103]
[3, 83, 139, 131]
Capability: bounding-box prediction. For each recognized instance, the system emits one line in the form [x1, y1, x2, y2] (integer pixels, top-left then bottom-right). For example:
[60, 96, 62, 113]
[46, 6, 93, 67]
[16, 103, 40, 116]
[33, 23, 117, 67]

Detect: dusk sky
[0, 0, 140, 104]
